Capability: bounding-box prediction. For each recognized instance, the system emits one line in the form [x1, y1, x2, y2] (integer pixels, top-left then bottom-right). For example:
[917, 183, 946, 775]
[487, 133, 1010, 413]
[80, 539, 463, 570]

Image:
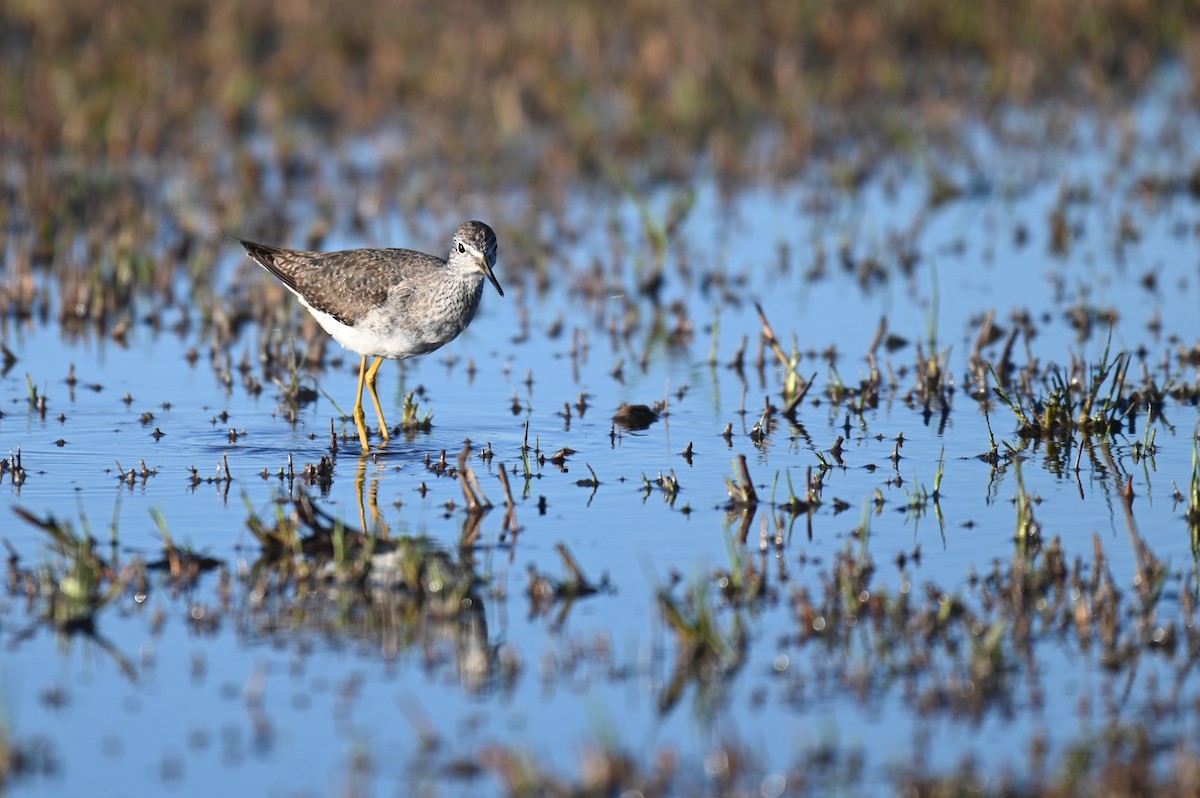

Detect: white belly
[300, 298, 450, 360]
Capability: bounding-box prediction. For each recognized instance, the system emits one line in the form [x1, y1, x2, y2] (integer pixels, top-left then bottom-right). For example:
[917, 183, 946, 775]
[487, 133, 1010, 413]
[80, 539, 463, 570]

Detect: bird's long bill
[480, 258, 504, 297]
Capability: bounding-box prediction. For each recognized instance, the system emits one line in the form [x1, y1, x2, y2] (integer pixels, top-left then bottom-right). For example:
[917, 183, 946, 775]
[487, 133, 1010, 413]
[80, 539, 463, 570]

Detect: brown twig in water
[457, 444, 486, 509]
[1098, 438, 1159, 605]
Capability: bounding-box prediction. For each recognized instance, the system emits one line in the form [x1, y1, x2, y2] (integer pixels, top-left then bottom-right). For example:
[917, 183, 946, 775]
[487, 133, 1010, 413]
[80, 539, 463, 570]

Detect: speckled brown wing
[239, 241, 439, 326]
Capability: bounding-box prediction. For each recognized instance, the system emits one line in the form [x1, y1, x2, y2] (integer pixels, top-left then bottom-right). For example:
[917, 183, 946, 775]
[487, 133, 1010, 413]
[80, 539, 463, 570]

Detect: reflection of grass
[657, 577, 745, 714]
[0, 716, 58, 790]
[507, 526, 1193, 793]
[13, 508, 129, 631]
[462, 719, 1200, 797]
[526, 543, 607, 624]
[1013, 460, 1040, 554]
[9, 507, 139, 684]
[244, 491, 481, 618]
[718, 530, 765, 607]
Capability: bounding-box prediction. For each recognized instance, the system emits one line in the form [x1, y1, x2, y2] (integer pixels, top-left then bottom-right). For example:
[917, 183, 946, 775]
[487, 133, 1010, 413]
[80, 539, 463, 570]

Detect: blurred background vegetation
[1, 0, 1198, 282]
[3, 0, 1197, 179]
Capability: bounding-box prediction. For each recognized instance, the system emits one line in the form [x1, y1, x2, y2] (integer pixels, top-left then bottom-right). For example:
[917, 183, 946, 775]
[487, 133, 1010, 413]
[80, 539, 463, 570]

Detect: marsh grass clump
[640, 470, 681, 506]
[272, 342, 320, 420]
[724, 454, 758, 508]
[1, 449, 27, 488]
[399, 390, 433, 433]
[988, 339, 1130, 443]
[774, 468, 811, 515]
[755, 303, 813, 416]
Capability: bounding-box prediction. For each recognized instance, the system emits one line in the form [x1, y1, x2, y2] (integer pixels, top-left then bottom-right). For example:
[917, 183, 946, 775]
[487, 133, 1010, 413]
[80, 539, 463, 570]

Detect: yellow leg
[365, 357, 391, 442]
[353, 355, 370, 453]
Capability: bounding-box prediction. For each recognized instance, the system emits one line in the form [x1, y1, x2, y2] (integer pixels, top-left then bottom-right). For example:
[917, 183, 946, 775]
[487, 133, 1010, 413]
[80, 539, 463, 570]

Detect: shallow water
[3, 83, 1200, 795]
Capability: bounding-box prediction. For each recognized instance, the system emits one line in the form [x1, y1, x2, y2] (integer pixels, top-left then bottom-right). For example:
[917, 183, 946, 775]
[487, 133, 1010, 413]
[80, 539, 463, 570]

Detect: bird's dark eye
[457, 242, 466, 254]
